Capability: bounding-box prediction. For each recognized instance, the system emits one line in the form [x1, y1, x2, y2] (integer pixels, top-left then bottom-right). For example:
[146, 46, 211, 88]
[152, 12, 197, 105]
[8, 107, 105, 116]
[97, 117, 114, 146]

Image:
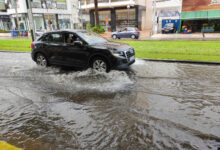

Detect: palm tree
[94, 0, 99, 26]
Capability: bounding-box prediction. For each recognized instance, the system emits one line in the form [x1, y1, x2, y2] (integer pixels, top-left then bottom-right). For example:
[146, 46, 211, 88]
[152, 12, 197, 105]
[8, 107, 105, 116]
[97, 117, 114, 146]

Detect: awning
[181, 10, 220, 20]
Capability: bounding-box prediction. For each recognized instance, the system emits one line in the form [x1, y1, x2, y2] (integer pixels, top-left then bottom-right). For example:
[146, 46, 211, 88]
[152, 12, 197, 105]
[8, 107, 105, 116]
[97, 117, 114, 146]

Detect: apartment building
[6, 0, 83, 32]
[0, 0, 10, 30]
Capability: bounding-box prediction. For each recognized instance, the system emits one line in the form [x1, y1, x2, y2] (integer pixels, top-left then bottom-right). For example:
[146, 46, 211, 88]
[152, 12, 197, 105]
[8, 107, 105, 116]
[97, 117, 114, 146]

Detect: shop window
[211, 0, 220, 4]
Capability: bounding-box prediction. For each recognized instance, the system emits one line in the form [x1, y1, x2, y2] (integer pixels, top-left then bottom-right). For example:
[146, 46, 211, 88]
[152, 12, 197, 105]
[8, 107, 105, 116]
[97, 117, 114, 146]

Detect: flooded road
[0, 52, 220, 150]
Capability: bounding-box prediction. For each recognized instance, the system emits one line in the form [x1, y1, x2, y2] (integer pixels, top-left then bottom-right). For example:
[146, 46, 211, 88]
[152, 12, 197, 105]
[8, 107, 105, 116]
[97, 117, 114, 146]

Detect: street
[0, 52, 220, 150]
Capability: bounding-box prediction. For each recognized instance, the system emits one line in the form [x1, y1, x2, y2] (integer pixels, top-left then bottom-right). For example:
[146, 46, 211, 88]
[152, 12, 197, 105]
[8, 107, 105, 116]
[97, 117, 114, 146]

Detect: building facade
[6, 0, 82, 32]
[153, 0, 182, 33]
[181, 0, 220, 32]
[80, 0, 148, 32]
[0, 0, 10, 30]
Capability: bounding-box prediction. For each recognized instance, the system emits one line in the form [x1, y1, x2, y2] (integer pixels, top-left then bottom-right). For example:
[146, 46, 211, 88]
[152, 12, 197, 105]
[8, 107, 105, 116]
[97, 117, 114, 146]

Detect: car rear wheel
[112, 35, 117, 40]
[131, 34, 136, 39]
[36, 53, 48, 67]
[92, 57, 109, 72]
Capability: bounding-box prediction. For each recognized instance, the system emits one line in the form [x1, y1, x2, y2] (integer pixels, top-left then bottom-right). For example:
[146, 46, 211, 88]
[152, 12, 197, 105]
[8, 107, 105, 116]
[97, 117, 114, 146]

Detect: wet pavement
[0, 52, 220, 150]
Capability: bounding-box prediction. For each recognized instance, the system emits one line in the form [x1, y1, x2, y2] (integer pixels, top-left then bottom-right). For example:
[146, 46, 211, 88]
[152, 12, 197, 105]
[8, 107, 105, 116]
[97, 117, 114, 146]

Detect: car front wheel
[36, 53, 48, 67]
[92, 57, 109, 72]
[112, 35, 117, 40]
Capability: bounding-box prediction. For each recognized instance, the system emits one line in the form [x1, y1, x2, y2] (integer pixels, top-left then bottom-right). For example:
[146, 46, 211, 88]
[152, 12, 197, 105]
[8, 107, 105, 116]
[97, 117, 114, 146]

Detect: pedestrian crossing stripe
[0, 141, 21, 150]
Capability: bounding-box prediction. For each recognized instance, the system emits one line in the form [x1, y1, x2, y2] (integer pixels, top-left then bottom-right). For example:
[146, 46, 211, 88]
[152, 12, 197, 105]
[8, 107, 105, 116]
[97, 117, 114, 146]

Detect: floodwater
[0, 52, 220, 150]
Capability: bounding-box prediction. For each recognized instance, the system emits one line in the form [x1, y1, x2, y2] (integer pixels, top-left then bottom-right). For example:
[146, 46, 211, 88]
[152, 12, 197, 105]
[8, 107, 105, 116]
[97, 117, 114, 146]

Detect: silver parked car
[111, 27, 140, 40]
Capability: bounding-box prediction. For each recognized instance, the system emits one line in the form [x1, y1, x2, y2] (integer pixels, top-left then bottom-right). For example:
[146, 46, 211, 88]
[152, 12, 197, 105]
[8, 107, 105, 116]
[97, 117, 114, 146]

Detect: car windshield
[77, 31, 108, 45]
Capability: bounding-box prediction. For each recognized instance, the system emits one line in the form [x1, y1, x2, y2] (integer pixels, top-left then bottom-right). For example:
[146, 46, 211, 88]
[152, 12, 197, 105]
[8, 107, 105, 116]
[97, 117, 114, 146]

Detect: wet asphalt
[0, 52, 220, 150]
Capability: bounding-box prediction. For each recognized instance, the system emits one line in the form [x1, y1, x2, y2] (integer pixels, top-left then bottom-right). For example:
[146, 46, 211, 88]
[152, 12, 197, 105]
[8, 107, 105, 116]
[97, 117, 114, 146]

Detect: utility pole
[14, 0, 19, 30]
[152, 0, 156, 35]
[26, 0, 36, 41]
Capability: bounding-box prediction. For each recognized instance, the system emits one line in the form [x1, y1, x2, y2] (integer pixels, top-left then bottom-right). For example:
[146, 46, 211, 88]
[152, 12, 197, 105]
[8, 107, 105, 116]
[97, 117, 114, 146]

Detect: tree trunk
[94, 0, 99, 26]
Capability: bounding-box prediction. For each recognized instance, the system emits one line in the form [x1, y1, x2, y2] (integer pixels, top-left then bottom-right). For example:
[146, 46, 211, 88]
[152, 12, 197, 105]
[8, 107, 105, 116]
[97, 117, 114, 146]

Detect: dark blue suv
[111, 27, 140, 40]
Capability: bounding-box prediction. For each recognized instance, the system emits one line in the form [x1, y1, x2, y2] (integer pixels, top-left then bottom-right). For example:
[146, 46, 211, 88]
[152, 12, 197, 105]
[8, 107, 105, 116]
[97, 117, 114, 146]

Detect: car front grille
[125, 48, 135, 58]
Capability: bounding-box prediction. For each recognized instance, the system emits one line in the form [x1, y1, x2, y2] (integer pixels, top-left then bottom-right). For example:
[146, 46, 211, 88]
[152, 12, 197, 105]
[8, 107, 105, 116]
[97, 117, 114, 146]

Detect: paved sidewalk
[1, 31, 220, 40]
[150, 33, 220, 40]
[101, 31, 220, 40]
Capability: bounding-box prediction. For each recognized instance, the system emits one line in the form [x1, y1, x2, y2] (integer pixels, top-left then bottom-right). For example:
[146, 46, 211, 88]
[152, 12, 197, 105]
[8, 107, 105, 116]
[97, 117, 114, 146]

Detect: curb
[0, 141, 21, 150]
[142, 58, 220, 65]
[0, 50, 30, 53]
[1, 50, 220, 65]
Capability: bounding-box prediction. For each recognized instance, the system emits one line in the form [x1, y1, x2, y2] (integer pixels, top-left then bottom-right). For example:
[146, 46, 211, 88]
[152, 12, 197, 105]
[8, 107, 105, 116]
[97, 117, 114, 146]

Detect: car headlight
[110, 50, 124, 57]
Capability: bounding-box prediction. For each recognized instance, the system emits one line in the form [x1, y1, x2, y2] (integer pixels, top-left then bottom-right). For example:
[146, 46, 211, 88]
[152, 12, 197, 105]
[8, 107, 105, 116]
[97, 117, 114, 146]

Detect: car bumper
[114, 56, 135, 70]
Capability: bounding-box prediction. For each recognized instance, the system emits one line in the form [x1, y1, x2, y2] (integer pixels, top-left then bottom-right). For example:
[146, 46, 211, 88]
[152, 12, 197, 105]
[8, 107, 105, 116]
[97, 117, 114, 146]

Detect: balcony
[80, 0, 136, 9]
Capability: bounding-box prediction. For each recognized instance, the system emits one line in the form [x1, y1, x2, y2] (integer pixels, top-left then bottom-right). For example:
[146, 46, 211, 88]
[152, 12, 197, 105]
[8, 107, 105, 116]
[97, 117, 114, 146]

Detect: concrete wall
[145, 0, 153, 31]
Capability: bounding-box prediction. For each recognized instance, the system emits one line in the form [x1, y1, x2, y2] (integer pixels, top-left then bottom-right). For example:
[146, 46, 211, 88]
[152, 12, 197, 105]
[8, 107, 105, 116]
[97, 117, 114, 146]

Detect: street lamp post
[26, 0, 36, 41]
[127, 5, 130, 26]
[153, 0, 156, 35]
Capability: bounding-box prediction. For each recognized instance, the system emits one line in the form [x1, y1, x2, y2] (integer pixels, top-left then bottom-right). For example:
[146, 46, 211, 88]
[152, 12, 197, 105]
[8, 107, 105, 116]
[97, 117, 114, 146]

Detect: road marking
[0, 141, 21, 150]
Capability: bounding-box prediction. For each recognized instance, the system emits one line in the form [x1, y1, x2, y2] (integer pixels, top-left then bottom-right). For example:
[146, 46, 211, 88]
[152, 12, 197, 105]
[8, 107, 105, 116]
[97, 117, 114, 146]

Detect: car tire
[112, 35, 117, 40]
[131, 34, 136, 39]
[92, 57, 109, 73]
[35, 53, 48, 67]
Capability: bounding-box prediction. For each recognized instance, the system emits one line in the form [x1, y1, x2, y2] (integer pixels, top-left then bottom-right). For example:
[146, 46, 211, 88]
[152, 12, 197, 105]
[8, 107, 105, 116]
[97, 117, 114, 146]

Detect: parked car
[111, 27, 140, 39]
[162, 23, 176, 34]
[31, 30, 135, 72]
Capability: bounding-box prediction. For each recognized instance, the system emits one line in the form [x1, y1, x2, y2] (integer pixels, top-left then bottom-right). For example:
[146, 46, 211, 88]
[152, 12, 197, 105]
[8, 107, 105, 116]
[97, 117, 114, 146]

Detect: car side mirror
[74, 41, 83, 46]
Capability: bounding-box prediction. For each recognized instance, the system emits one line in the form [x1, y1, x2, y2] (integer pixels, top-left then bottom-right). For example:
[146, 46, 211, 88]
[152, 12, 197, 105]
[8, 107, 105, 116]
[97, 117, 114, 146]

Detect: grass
[1, 39, 220, 62]
[0, 39, 32, 52]
[120, 40, 220, 62]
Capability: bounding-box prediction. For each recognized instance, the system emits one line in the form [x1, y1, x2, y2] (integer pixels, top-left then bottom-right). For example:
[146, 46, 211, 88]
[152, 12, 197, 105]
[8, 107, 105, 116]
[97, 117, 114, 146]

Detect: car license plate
[130, 56, 135, 61]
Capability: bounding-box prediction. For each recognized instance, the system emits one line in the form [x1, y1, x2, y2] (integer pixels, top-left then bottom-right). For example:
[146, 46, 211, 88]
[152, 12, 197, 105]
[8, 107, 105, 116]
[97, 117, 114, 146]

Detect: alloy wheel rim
[93, 60, 107, 72]
[113, 35, 116, 39]
[131, 35, 135, 39]
[36, 55, 47, 67]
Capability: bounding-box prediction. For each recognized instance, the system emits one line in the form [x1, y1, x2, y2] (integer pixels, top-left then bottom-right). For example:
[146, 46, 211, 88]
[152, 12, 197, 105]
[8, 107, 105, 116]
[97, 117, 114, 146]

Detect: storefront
[181, 10, 220, 33]
[58, 14, 71, 29]
[44, 14, 58, 31]
[181, 0, 220, 33]
[0, 15, 11, 30]
[11, 14, 28, 30]
[116, 8, 136, 30]
[33, 14, 45, 32]
[89, 6, 139, 32]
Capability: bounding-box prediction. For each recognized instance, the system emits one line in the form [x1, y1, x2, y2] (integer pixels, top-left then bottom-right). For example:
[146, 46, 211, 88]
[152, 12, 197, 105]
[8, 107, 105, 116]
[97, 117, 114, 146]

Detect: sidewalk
[1, 31, 220, 40]
[150, 33, 220, 40]
[101, 31, 220, 40]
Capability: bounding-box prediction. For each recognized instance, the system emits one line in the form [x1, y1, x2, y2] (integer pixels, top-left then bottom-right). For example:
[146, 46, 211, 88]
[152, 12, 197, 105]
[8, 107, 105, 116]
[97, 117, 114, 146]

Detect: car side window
[41, 33, 63, 43]
[127, 28, 134, 31]
[65, 33, 81, 44]
[122, 28, 127, 32]
[49, 33, 63, 43]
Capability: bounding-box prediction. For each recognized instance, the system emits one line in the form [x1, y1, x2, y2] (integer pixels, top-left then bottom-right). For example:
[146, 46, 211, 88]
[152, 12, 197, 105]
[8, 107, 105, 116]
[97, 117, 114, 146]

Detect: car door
[45, 32, 65, 64]
[61, 32, 90, 67]
[126, 27, 134, 38]
[119, 28, 128, 38]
